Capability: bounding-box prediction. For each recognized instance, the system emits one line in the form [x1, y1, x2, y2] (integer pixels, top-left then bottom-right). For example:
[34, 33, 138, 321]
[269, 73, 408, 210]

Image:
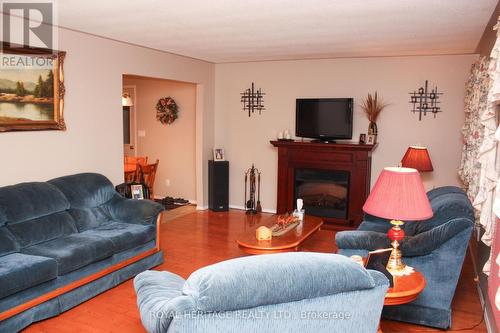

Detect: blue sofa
[134, 252, 389, 333]
[0, 173, 164, 332]
[335, 186, 474, 329]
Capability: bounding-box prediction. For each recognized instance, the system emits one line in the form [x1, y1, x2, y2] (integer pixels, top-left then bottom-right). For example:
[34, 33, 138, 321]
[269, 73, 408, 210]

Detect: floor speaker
[208, 160, 229, 211]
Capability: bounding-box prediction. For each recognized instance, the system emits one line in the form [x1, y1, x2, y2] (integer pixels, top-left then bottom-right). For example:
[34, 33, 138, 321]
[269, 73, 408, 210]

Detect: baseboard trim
[196, 205, 208, 210]
[229, 204, 276, 214]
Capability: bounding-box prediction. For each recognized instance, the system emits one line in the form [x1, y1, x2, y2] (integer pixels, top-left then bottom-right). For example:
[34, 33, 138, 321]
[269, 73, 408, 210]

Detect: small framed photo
[365, 248, 393, 287]
[213, 148, 225, 161]
[359, 133, 366, 144]
[130, 184, 145, 200]
[367, 135, 376, 145]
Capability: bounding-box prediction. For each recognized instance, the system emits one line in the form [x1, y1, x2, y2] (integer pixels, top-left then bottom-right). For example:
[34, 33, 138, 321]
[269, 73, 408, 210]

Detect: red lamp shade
[401, 146, 433, 172]
[363, 167, 433, 221]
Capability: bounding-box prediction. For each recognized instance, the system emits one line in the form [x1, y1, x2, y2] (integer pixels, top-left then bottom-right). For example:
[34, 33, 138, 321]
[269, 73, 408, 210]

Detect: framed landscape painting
[0, 44, 65, 132]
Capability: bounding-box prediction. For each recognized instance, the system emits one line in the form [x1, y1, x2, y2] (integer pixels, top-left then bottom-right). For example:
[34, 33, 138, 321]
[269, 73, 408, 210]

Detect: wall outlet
[138, 130, 146, 137]
[165, 179, 171, 187]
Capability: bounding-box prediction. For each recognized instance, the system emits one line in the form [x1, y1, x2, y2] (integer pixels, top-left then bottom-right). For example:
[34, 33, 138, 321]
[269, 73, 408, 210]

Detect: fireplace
[294, 169, 349, 219]
[271, 140, 376, 229]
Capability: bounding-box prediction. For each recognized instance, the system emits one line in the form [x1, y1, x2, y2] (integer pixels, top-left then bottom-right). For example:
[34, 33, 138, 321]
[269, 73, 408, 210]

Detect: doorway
[122, 75, 197, 204]
[122, 86, 137, 157]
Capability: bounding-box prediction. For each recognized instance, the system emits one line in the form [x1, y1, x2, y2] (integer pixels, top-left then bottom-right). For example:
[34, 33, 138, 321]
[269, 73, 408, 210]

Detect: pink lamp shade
[363, 167, 433, 221]
[401, 146, 433, 172]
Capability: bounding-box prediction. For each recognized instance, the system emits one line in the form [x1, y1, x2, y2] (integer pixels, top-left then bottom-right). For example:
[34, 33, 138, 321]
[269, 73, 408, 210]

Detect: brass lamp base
[387, 220, 406, 272]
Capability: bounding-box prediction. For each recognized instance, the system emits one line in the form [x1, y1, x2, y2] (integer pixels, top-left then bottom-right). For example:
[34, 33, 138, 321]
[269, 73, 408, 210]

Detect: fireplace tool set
[244, 164, 262, 215]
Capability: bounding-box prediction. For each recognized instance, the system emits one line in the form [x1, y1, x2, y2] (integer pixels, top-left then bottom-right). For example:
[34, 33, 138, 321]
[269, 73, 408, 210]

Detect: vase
[368, 121, 378, 143]
[368, 121, 378, 136]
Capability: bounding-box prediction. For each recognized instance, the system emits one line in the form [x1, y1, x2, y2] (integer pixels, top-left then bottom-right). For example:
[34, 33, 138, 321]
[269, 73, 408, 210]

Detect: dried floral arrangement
[360, 92, 388, 123]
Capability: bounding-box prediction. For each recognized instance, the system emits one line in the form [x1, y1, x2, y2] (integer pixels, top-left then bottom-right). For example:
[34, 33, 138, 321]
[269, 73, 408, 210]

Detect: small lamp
[122, 93, 133, 107]
[363, 167, 433, 272]
[401, 146, 433, 172]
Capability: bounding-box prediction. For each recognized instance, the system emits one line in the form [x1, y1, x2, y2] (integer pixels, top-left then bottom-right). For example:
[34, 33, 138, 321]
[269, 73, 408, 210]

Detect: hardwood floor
[24, 210, 486, 332]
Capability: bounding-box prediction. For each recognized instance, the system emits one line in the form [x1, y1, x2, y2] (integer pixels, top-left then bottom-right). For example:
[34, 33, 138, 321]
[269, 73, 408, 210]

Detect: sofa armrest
[109, 196, 164, 225]
[335, 230, 391, 251]
[400, 218, 473, 257]
[337, 218, 473, 257]
[134, 270, 195, 333]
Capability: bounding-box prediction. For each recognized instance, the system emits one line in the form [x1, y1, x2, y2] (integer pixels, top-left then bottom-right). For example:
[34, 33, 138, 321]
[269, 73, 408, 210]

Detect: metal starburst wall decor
[409, 80, 443, 121]
[240, 82, 265, 117]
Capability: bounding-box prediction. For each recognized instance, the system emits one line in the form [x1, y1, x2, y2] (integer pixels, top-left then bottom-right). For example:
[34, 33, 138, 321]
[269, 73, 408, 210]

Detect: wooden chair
[124, 170, 136, 183]
[124, 156, 148, 166]
[124, 156, 148, 183]
[137, 159, 159, 199]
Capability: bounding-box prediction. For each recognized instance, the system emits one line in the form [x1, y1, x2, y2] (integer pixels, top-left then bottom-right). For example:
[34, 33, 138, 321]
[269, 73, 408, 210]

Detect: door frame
[123, 85, 137, 157]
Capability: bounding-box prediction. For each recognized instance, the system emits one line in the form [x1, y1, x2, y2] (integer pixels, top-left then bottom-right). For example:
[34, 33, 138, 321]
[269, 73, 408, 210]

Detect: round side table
[378, 270, 426, 332]
[385, 270, 426, 305]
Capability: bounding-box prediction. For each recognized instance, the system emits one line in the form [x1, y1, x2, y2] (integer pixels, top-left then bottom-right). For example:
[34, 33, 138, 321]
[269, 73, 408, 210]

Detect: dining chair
[124, 156, 149, 183]
[124, 155, 148, 166]
[138, 159, 159, 199]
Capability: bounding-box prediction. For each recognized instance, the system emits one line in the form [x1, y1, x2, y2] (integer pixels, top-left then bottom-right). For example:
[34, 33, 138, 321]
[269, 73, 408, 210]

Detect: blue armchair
[335, 186, 474, 329]
[134, 252, 389, 333]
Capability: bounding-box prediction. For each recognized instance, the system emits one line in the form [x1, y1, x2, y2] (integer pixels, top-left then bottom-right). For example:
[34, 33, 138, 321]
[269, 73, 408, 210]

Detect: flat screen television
[295, 98, 353, 141]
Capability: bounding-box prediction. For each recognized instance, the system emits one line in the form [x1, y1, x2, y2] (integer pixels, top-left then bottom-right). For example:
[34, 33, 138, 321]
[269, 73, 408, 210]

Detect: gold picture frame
[0, 43, 66, 132]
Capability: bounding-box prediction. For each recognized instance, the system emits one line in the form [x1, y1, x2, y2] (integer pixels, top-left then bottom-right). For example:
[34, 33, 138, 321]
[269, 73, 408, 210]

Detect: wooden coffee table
[237, 215, 323, 254]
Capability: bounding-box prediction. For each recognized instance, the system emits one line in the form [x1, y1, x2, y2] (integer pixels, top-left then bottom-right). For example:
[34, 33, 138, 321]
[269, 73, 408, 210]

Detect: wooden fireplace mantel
[271, 140, 377, 230]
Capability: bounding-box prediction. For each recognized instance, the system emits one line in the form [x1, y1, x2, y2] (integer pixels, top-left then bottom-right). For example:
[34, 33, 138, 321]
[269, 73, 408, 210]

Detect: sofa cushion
[0, 182, 69, 225]
[183, 252, 378, 312]
[7, 211, 78, 248]
[0, 253, 58, 299]
[80, 221, 156, 253]
[49, 173, 117, 209]
[68, 206, 113, 232]
[0, 227, 20, 257]
[22, 234, 114, 275]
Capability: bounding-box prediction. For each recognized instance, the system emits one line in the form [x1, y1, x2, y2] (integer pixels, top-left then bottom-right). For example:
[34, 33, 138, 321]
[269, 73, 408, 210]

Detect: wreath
[156, 97, 178, 125]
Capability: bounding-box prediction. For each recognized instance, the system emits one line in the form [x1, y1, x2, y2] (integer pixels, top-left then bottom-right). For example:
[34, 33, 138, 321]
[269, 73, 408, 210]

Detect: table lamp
[401, 146, 433, 172]
[363, 167, 433, 272]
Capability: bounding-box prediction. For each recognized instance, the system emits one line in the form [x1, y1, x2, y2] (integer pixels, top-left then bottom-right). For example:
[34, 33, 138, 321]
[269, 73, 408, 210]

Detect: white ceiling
[58, 0, 497, 63]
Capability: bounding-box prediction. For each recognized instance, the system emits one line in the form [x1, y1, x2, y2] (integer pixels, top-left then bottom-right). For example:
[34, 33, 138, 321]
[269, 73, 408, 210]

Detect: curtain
[461, 20, 500, 319]
[490, 24, 500, 315]
[460, 23, 500, 275]
[459, 57, 491, 201]
[476, 23, 500, 270]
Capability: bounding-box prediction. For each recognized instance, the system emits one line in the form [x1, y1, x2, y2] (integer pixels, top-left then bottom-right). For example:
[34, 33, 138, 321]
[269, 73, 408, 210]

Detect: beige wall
[123, 76, 197, 201]
[215, 55, 477, 213]
[0, 24, 215, 207]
